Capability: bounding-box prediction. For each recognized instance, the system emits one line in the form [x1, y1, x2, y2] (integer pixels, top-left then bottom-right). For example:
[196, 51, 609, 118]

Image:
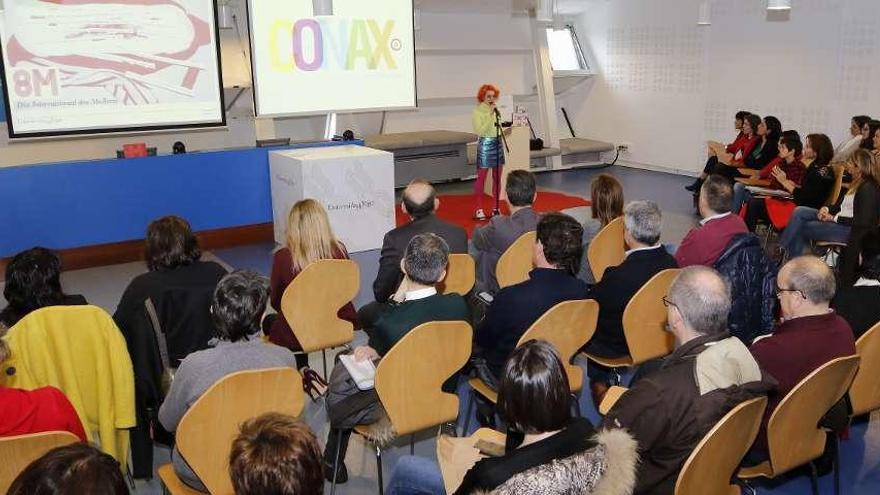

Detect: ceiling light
[767, 0, 792, 11]
[698, 1, 711, 26]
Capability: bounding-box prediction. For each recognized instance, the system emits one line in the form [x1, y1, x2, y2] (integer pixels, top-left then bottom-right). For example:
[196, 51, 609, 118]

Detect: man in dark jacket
[372, 179, 468, 303]
[474, 212, 588, 384]
[584, 201, 678, 401]
[713, 233, 777, 343]
[603, 266, 775, 495]
[471, 170, 541, 294]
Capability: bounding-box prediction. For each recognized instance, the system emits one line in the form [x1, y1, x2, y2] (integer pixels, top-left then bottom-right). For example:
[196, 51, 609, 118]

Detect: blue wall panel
[0, 141, 359, 257]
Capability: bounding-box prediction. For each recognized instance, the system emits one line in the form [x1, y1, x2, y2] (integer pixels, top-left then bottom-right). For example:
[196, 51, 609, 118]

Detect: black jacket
[744, 137, 780, 170]
[475, 268, 588, 378]
[373, 214, 468, 302]
[793, 162, 835, 209]
[586, 247, 678, 357]
[713, 234, 777, 344]
[829, 181, 880, 286]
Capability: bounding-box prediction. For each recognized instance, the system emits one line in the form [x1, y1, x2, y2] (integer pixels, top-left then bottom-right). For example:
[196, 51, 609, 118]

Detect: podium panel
[269, 145, 395, 252]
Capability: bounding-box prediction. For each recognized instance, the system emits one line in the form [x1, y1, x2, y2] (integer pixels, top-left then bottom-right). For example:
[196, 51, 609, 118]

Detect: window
[546, 25, 590, 72]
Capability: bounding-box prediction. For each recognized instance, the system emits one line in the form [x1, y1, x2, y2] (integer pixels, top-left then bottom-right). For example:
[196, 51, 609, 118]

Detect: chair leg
[809, 461, 820, 495]
[323, 349, 328, 379]
[833, 435, 841, 495]
[571, 393, 581, 417]
[462, 391, 475, 436]
[331, 429, 343, 495]
[610, 369, 622, 386]
[410, 434, 415, 455]
[375, 444, 384, 495]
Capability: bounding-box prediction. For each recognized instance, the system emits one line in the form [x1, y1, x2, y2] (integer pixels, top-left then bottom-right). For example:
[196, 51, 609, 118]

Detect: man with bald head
[749, 256, 856, 456]
[372, 179, 467, 303]
[603, 266, 773, 494]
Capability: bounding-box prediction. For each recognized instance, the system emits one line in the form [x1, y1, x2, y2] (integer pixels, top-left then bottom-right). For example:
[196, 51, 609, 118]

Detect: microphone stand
[493, 108, 510, 216]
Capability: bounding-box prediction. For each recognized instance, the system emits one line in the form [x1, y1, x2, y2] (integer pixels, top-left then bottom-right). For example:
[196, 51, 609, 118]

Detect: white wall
[0, 2, 540, 168]
[564, 0, 880, 175]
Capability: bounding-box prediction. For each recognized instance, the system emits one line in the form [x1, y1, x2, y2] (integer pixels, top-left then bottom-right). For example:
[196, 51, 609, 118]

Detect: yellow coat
[1, 305, 136, 466]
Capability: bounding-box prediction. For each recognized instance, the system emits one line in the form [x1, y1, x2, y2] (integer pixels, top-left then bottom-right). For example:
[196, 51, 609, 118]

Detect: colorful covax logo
[269, 18, 401, 72]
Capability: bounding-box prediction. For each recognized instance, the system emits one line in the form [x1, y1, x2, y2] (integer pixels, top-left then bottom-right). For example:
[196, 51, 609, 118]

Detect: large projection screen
[247, 0, 416, 117]
[0, 0, 226, 139]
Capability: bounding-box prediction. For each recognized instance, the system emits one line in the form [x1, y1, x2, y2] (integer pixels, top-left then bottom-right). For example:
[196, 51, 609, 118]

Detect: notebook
[745, 186, 792, 199]
[338, 354, 377, 390]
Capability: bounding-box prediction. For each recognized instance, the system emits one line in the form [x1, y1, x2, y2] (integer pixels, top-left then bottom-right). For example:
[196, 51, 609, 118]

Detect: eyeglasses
[775, 286, 805, 299]
[661, 296, 677, 308]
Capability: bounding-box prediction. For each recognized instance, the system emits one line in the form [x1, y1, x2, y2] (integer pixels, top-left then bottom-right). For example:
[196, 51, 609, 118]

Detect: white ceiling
[414, 0, 591, 16]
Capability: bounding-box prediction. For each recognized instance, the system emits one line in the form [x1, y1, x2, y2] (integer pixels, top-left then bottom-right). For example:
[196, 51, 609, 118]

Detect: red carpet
[395, 190, 591, 237]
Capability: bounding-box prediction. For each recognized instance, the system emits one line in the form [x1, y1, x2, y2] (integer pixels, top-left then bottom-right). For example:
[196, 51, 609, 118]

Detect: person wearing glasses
[602, 266, 773, 494]
[748, 256, 856, 460]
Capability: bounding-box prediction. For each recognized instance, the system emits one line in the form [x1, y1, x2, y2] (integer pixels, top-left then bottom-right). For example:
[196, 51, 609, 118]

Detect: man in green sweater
[325, 233, 470, 482]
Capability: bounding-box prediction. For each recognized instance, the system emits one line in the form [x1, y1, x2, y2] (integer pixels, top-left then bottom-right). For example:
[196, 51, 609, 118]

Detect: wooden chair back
[375, 321, 472, 437]
[850, 322, 880, 416]
[826, 164, 845, 206]
[281, 259, 359, 352]
[439, 254, 475, 295]
[623, 269, 680, 364]
[588, 217, 626, 282]
[764, 355, 860, 477]
[496, 231, 536, 289]
[675, 397, 768, 495]
[176, 367, 304, 495]
[0, 431, 81, 494]
[516, 299, 599, 392]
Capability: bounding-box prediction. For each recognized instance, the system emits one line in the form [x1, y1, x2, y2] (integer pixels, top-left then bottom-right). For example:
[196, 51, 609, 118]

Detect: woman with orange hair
[472, 84, 504, 220]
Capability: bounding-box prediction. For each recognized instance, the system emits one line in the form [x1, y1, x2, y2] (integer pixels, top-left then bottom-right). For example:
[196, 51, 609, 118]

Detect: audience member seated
[686, 110, 756, 191]
[602, 266, 774, 495]
[584, 200, 678, 404]
[778, 149, 880, 284]
[471, 170, 540, 294]
[714, 115, 780, 181]
[676, 175, 748, 267]
[834, 115, 872, 163]
[0, 247, 86, 332]
[473, 212, 588, 388]
[749, 256, 856, 458]
[266, 199, 360, 369]
[324, 233, 469, 483]
[860, 119, 880, 151]
[870, 122, 880, 158]
[578, 173, 625, 284]
[229, 413, 324, 495]
[114, 215, 228, 364]
[0, 340, 86, 441]
[7, 443, 129, 495]
[833, 229, 880, 338]
[456, 341, 638, 495]
[371, 179, 468, 305]
[741, 130, 807, 231]
[158, 270, 299, 492]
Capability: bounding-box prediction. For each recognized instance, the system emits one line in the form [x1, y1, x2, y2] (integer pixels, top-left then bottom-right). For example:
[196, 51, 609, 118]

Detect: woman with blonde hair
[578, 174, 624, 284]
[780, 149, 880, 284]
[266, 199, 359, 370]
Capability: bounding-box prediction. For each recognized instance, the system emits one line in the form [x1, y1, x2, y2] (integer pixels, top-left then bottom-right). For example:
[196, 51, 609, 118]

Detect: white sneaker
[474, 209, 486, 220]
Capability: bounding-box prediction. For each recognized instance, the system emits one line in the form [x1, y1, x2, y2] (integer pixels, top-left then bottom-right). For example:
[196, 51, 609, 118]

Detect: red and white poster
[0, 0, 225, 138]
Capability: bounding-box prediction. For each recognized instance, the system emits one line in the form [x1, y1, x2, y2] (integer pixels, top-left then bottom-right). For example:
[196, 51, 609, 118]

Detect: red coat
[0, 386, 87, 441]
[725, 132, 747, 153]
[759, 157, 805, 190]
[729, 135, 760, 165]
[268, 245, 360, 351]
[675, 213, 748, 267]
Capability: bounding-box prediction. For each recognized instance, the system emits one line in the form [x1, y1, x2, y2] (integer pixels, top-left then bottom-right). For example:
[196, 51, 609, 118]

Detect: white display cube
[269, 145, 395, 253]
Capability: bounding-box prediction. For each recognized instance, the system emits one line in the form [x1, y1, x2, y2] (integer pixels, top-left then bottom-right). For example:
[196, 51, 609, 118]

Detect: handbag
[325, 352, 383, 429]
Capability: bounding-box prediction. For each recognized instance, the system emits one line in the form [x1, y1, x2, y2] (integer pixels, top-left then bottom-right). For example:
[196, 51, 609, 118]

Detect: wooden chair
[495, 231, 536, 289]
[329, 321, 472, 495]
[850, 322, 880, 416]
[462, 300, 599, 432]
[158, 367, 304, 495]
[675, 397, 768, 495]
[584, 269, 680, 378]
[588, 217, 625, 282]
[281, 259, 360, 376]
[0, 431, 81, 493]
[439, 253, 475, 295]
[737, 355, 861, 495]
[826, 164, 845, 206]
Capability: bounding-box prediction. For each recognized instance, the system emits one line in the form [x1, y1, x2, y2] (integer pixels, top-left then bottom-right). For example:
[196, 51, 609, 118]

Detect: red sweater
[675, 213, 748, 268]
[750, 312, 856, 452]
[729, 135, 760, 165]
[759, 157, 806, 190]
[725, 132, 747, 153]
[0, 386, 87, 441]
[268, 245, 360, 351]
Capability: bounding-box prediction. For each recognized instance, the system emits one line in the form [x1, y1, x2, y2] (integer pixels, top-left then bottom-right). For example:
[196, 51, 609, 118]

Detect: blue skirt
[476, 137, 505, 169]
